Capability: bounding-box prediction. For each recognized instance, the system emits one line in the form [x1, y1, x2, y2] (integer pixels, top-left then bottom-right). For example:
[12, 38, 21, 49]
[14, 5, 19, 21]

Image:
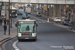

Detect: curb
[0, 36, 17, 50]
[0, 37, 10, 42]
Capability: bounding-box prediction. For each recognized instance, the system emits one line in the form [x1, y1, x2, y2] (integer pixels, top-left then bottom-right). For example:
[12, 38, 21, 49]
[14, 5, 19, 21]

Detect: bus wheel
[33, 39, 37, 41]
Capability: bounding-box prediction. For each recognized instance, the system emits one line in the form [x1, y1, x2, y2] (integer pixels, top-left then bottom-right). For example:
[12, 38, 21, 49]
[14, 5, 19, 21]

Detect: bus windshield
[18, 23, 36, 32]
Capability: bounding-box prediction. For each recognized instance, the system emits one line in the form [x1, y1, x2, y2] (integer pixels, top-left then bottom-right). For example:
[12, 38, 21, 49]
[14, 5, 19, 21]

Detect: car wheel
[18, 39, 21, 42]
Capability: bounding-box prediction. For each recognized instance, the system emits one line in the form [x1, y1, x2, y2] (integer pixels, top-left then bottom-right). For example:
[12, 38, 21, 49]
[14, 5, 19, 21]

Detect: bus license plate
[25, 38, 29, 39]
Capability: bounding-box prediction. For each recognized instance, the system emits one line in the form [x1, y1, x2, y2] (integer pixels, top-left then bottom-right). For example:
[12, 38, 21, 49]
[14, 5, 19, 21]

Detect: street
[4, 13, 75, 50]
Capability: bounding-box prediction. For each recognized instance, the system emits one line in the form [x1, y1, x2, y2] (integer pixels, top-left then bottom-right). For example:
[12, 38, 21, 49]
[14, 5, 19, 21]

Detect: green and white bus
[17, 19, 38, 41]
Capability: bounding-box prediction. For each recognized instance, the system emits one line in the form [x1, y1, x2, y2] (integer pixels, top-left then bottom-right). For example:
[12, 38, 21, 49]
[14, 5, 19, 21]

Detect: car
[70, 19, 75, 30]
[17, 11, 22, 15]
[19, 7, 23, 9]
[62, 19, 71, 25]
[36, 12, 42, 17]
[54, 17, 61, 23]
[22, 13, 29, 19]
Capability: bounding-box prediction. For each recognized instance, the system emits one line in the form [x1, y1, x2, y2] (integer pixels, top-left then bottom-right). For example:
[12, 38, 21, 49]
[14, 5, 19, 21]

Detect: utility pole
[68, 9, 71, 21]
[47, 4, 49, 22]
[10, 2, 12, 28]
[9, 0, 10, 35]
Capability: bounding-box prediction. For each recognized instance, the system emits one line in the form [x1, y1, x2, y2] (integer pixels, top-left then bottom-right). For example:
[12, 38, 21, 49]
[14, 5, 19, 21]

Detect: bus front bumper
[18, 37, 37, 40]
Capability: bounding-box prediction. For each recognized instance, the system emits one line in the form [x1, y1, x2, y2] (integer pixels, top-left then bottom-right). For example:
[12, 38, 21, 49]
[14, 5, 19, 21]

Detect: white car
[54, 17, 61, 23]
[36, 12, 42, 17]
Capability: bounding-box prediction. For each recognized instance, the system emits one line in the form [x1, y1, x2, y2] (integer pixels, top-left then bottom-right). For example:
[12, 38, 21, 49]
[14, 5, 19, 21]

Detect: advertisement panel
[1, 10, 5, 16]
[48, 0, 56, 4]
[66, 0, 74, 4]
[39, 0, 47, 3]
[30, 0, 37, 3]
[57, 0, 65, 4]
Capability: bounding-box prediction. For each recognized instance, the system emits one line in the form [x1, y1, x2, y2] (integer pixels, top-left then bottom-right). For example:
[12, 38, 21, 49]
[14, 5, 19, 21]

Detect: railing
[0, 0, 75, 4]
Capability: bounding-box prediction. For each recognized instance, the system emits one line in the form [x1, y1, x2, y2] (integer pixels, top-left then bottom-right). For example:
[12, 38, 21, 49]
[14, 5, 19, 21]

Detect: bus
[17, 19, 38, 41]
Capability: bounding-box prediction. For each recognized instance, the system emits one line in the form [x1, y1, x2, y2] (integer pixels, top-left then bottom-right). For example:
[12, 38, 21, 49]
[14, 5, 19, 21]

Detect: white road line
[39, 21, 41, 23]
[12, 40, 19, 50]
[42, 21, 45, 23]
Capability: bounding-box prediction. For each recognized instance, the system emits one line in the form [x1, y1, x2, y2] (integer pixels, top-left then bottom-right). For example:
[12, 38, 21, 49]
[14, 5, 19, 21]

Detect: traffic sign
[64, 6, 66, 11]
[44, 6, 47, 10]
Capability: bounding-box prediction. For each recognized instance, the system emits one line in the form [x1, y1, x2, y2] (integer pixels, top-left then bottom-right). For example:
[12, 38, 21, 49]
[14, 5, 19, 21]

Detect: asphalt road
[5, 12, 75, 50]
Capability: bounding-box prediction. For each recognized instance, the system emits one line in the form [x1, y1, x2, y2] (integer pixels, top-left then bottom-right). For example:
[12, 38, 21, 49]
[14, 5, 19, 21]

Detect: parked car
[54, 17, 61, 23]
[22, 13, 30, 19]
[70, 19, 75, 30]
[62, 19, 71, 25]
[36, 12, 42, 17]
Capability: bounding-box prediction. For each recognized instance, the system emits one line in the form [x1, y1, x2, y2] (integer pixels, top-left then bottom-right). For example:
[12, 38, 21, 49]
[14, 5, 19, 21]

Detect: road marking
[12, 40, 19, 50]
[39, 21, 41, 23]
[42, 21, 45, 23]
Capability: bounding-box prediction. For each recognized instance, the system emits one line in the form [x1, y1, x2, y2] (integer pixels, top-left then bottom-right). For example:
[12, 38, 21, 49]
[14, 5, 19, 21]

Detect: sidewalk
[0, 22, 17, 47]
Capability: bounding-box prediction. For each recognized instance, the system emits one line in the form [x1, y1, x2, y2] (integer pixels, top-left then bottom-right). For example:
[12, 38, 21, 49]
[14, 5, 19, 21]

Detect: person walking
[3, 24, 7, 35]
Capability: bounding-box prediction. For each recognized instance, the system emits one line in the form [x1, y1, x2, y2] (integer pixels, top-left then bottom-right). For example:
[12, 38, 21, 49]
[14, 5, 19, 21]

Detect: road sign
[44, 6, 47, 10]
[64, 6, 66, 11]
[1, 10, 5, 16]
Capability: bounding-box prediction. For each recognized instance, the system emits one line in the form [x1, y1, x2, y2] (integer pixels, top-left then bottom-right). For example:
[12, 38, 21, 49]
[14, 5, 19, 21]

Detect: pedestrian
[3, 24, 7, 35]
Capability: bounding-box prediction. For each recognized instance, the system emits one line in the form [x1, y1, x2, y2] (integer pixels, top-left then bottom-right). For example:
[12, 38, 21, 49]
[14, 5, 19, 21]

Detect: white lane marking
[39, 21, 41, 23]
[12, 40, 19, 50]
[42, 21, 45, 23]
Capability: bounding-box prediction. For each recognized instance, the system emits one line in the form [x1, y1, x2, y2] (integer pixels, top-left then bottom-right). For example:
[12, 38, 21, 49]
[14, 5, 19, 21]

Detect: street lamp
[9, 0, 10, 35]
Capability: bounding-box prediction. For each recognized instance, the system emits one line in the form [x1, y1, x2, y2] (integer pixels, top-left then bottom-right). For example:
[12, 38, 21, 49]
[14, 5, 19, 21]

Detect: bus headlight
[10, 14, 11, 16]
[32, 33, 36, 37]
[18, 33, 21, 37]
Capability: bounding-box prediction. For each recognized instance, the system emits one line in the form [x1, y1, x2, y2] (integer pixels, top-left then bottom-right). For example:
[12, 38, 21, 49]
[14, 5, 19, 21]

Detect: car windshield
[23, 14, 27, 17]
[11, 10, 17, 14]
[18, 24, 36, 32]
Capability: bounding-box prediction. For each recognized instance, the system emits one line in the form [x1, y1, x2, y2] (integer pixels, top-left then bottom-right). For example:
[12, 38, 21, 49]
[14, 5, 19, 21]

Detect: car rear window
[56, 18, 60, 19]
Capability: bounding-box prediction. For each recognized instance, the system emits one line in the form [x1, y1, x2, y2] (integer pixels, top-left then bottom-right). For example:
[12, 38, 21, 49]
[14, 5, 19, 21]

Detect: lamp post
[9, 0, 10, 35]
[47, 4, 49, 22]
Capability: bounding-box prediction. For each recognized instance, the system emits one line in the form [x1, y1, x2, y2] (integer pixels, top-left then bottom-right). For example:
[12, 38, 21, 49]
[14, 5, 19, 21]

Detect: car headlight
[18, 33, 21, 37]
[16, 14, 17, 16]
[32, 33, 36, 37]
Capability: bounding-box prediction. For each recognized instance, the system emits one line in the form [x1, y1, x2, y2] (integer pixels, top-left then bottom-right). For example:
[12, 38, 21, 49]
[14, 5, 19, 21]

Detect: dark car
[22, 13, 29, 19]
[62, 19, 71, 25]
[10, 10, 17, 18]
[70, 19, 75, 30]
[17, 11, 22, 15]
